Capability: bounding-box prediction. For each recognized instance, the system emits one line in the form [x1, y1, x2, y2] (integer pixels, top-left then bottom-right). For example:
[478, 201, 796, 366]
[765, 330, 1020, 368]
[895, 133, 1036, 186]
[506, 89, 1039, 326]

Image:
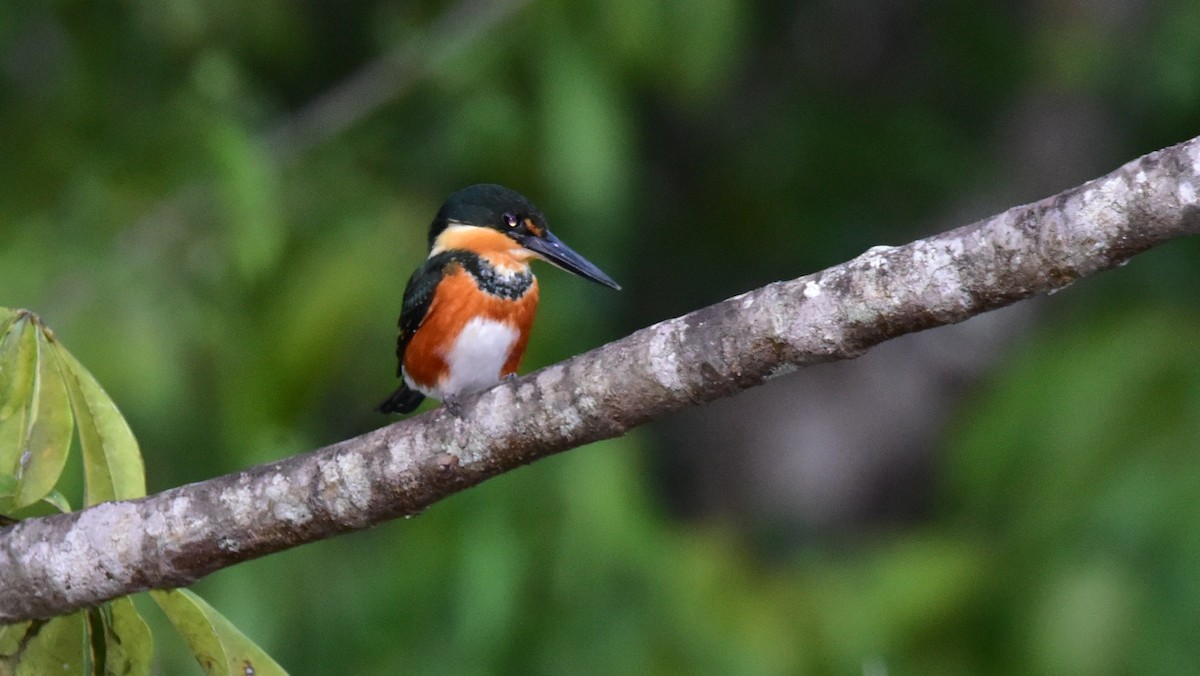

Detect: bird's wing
[395, 252, 455, 376]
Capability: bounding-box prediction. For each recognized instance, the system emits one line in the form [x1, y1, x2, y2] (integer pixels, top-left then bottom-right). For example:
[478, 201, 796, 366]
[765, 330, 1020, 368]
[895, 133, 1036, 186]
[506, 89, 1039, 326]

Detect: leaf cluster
[0, 309, 284, 676]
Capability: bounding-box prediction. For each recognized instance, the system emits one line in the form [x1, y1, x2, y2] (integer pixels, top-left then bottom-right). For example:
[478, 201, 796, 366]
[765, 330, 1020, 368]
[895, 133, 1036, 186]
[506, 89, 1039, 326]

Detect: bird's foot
[443, 396, 465, 418]
[502, 373, 517, 383]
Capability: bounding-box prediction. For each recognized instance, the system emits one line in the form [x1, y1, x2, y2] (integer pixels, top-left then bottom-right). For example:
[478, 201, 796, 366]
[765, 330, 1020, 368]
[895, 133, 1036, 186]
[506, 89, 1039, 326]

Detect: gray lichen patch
[535, 364, 565, 390]
[1179, 181, 1197, 206]
[39, 503, 147, 602]
[763, 363, 799, 381]
[547, 403, 585, 439]
[218, 485, 258, 526]
[263, 473, 312, 525]
[1077, 176, 1130, 234]
[336, 453, 373, 512]
[647, 321, 685, 393]
[437, 419, 492, 467]
[1186, 141, 1200, 177]
[314, 452, 376, 522]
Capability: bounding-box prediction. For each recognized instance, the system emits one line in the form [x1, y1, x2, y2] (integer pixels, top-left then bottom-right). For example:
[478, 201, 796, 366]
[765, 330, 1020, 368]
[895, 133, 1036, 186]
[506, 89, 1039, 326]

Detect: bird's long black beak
[523, 231, 622, 290]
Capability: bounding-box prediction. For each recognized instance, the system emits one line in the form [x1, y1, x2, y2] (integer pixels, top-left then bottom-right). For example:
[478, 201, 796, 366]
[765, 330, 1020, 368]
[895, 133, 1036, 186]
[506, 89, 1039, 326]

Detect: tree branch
[3, 136, 1199, 624]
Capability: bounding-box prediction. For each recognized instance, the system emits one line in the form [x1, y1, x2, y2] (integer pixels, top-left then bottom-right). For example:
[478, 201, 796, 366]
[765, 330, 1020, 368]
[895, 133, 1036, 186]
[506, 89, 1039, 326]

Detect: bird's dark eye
[502, 212, 519, 229]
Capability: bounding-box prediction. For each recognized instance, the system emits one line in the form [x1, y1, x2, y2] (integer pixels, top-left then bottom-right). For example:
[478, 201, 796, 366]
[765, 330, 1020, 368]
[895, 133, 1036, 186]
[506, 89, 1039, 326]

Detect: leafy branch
[1, 134, 1198, 642]
[0, 310, 283, 675]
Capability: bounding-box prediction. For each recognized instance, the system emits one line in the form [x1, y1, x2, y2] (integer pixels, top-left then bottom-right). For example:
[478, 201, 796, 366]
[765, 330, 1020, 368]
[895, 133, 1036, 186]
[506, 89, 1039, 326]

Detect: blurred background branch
[121, 0, 532, 281]
[262, 0, 529, 164]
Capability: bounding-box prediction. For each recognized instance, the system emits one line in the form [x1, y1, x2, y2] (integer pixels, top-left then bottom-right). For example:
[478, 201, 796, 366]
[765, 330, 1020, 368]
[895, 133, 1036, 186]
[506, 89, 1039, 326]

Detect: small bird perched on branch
[379, 184, 621, 415]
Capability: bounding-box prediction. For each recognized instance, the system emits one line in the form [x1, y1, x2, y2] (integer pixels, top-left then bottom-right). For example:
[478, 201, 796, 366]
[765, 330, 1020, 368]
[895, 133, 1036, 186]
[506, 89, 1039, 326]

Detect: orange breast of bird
[403, 265, 539, 392]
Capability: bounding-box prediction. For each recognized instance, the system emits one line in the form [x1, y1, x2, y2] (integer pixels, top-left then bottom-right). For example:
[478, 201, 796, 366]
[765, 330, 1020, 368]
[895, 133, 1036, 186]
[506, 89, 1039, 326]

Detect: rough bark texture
[2, 136, 1199, 624]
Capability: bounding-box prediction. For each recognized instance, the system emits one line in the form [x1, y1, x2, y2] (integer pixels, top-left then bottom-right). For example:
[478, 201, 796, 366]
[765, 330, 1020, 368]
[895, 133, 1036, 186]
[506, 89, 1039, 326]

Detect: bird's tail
[377, 383, 426, 414]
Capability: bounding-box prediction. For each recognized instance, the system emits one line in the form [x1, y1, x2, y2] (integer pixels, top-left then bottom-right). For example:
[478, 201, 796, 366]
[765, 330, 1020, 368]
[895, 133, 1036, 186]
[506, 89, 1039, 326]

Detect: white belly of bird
[437, 317, 518, 399]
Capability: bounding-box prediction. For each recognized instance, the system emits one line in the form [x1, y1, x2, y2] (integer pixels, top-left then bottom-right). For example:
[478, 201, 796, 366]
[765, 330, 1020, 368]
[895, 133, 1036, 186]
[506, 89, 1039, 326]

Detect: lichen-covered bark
[2, 136, 1198, 624]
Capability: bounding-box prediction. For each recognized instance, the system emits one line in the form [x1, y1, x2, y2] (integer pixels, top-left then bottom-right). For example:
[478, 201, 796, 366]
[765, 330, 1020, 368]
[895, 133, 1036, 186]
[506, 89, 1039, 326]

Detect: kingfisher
[378, 184, 621, 415]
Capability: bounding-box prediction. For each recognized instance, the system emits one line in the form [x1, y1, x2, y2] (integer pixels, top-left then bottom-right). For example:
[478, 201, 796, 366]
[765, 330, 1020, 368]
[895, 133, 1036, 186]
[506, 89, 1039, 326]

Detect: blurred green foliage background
[3, 0, 1200, 673]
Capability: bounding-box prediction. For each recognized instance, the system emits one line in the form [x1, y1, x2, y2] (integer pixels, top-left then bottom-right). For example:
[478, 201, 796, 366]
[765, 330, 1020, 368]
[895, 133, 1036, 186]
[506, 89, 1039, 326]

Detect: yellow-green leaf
[0, 473, 16, 514]
[0, 308, 17, 328]
[0, 309, 19, 354]
[0, 473, 16, 498]
[4, 613, 85, 676]
[100, 598, 153, 676]
[38, 489, 71, 514]
[11, 332, 74, 509]
[0, 319, 36, 466]
[151, 589, 287, 676]
[0, 620, 30, 661]
[54, 344, 145, 505]
[0, 317, 36, 423]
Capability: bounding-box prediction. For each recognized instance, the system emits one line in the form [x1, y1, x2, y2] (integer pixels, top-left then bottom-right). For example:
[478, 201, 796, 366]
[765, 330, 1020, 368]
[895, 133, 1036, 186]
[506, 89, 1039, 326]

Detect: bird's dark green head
[427, 184, 546, 248]
[427, 184, 621, 290]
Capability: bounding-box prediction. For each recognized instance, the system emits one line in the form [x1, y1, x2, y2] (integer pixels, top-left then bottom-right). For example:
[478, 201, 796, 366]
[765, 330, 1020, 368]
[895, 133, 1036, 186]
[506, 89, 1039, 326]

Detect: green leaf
[86, 608, 106, 674]
[0, 473, 16, 515]
[1, 613, 86, 676]
[99, 598, 153, 676]
[38, 489, 71, 514]
[0, 473, 16, 498]
[54, 344, 145, 505]
[0, 316, 36, 423]
[0, 319, 36, 475]
[151, 589, 287, 676]
[11, 331, 74, 509]
[0, 621, 30, 659]
[0, 309, 18, 344]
